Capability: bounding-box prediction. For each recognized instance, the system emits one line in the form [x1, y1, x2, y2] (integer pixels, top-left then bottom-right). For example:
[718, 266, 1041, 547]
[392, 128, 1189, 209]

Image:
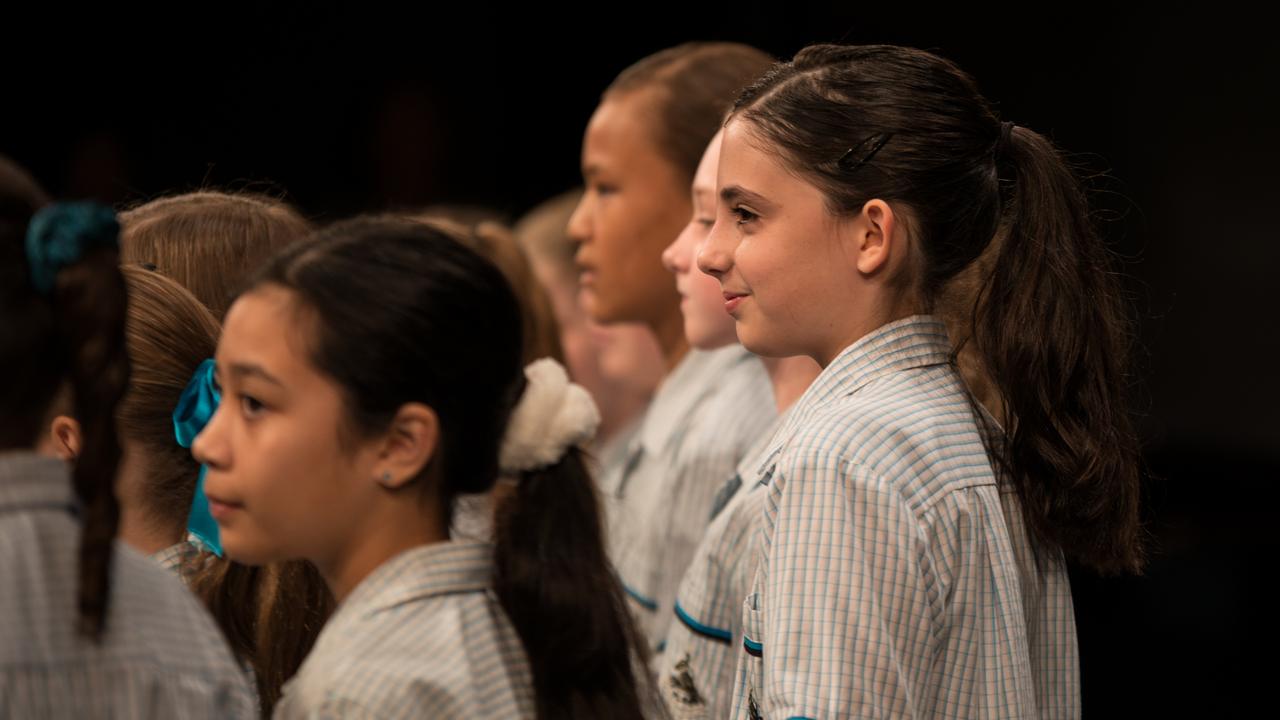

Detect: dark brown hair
[1, 156, 130, 640]
[249, 217, 649, 719]
[732, 44, 1143, 574]
[187, 558, 333, 716]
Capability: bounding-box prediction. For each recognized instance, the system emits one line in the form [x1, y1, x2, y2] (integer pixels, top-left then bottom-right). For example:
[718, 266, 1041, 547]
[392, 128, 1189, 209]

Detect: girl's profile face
[192, 285, 384, 568]
[698, 119, 866, 365]
[661, 130, 738, 350]
[567, 89, 690, 327]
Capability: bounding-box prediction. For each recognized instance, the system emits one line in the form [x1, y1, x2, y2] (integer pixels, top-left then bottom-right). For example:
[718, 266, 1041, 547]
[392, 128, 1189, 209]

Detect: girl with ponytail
[192, 217, 651, 718]
[696, 45, 1144, 718]
[0, 156, 253, 717]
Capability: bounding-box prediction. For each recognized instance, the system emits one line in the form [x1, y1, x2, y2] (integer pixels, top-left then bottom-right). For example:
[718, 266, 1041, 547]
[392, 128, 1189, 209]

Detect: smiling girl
[657, 128, 821, 720]
[698, 45, 1143, 718]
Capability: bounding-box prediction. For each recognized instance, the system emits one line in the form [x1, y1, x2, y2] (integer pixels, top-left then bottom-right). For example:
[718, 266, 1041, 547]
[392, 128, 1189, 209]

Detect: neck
[113, 450, 183, 555]
[818, 296, 919, 368]
[650, 307, 690, 374]
[595, 385, 653, 447]
[762, 355, 823, 413]
[321, 499, 449, 603]
[117, 508, 184, 556]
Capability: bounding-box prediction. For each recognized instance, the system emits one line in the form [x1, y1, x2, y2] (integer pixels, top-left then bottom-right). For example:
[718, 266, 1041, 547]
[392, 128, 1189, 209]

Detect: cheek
[242, 421, 353, 543]
[590, 204, 646, 292]
[687, 271, 736, 345]
[598, 207, 680, 310]
[668, 225, 697, 267]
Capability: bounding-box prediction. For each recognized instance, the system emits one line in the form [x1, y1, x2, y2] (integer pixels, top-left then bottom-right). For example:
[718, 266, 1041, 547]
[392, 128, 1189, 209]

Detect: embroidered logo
[709, 473, 743, 520]
[668, 653, 704, 706]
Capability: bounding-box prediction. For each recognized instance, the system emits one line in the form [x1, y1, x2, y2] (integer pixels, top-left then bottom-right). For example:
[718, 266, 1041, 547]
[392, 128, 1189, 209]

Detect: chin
[583, 293, 622, 325]
[689, 331, 735, 352]
[687, 315, 739, 352]
[218, 536, 282, 567]
[737, 326, 795, 360]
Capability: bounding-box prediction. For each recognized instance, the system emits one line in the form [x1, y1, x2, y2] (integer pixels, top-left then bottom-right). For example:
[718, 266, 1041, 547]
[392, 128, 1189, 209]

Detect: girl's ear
[48, 415, 83, 461]
[849, 199, 902, 277]
[370, 402, 439, 489]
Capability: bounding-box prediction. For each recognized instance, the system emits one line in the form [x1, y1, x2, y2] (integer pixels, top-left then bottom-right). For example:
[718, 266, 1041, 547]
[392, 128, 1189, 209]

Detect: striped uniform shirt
[152, 537, 205, 582]
[275, 540, 534, 719]
[604, 344, 775, 651]
[731, 316, 1079, 720]
[0, 452, 255, 719]
[660, 413, 785, 719]
[152, 538, 263, 704]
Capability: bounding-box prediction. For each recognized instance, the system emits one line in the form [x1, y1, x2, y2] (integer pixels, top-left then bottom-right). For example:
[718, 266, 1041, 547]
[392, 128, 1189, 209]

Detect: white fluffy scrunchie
[499, 358, 600, 473]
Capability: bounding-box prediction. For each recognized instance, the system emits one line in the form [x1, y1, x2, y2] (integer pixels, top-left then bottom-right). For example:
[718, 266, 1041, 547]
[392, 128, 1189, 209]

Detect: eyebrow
[719, 185, 772, 210]
[691, 187, 716, 212]
[581, 163, 600, 179]
[225, 362, 285, 388]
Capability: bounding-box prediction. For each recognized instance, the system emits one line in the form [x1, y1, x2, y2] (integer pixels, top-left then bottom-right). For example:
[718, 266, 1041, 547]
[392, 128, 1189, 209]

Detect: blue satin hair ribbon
[173, 358, 223, 557]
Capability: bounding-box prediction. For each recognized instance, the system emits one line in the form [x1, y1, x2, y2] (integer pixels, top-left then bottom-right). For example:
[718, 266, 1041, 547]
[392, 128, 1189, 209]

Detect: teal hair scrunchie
[24, 202, 120, 295]
[173, 358, 223, 557]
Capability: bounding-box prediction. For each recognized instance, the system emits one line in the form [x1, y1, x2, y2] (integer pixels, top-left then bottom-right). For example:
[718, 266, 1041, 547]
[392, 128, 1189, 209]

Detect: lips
[205, 493, 244, 521]
[722, 291, 748, 314]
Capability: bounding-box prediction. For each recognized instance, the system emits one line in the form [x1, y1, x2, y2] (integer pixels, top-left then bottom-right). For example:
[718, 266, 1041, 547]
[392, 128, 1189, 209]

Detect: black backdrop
[6, 3, 1276, 715]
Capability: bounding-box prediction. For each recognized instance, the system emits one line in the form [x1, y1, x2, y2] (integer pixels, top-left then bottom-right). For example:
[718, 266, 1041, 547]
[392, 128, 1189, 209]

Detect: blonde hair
[413, 214, 564, 365]
[513, 189, 581, 289]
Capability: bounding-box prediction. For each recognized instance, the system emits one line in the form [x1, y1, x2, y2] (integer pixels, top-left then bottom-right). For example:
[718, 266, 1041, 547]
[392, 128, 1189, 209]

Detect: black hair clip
[139, 262, 158, 271]
[837, 132, 894, 174]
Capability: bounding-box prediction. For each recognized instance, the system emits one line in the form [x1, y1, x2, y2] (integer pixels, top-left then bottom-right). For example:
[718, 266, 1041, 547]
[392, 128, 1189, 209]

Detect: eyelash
[697, 217, 715, 228]
[239, 393, 267, 419]
[593, 182, 617, 197]
[731, 206, 759, 225]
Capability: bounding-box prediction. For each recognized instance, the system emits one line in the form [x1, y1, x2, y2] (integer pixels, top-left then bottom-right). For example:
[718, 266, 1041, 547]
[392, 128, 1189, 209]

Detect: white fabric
[499, 358, 600, 473]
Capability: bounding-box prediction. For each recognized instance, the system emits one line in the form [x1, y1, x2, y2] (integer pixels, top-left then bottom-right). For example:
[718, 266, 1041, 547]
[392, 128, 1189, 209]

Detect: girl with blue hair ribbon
[49, 235, 334, 718]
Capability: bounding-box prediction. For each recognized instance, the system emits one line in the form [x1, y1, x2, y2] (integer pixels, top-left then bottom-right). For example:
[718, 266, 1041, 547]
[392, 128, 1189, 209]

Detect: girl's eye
[696, 217, 715, 228]
[732, 206, 759, 225]
[240, 394, 266, 418]
[594, 182, 618, 197]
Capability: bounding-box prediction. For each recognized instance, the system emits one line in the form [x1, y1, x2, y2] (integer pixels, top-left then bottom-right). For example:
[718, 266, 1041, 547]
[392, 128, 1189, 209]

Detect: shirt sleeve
[759, 447, 937, 719]
[276, 696, 381, 720]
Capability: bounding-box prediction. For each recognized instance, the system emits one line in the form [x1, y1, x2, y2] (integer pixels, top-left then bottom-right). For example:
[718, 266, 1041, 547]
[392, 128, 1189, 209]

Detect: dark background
[6, 2, 1276, 715]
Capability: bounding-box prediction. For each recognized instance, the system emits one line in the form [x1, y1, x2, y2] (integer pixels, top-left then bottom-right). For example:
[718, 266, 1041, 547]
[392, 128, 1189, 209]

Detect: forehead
[583, 90, 663, 167]
[692, 130, 724, 192]
[218, 285, 317, 382]
[719, 120, 817, 196]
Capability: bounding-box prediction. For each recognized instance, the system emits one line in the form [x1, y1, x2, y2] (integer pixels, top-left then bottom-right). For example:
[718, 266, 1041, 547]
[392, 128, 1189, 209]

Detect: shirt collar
[0, 452, 77, 513]
[337, 539, 495, 621]
[636, 344, 755, 457]
[757, 315, 954, 476]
